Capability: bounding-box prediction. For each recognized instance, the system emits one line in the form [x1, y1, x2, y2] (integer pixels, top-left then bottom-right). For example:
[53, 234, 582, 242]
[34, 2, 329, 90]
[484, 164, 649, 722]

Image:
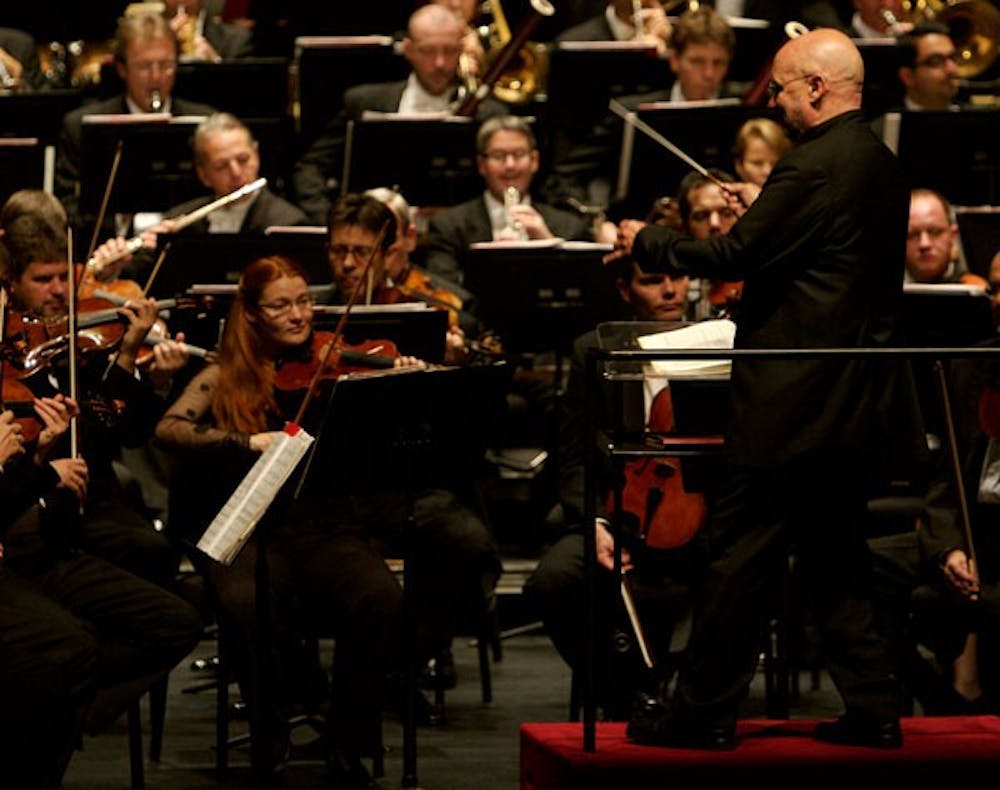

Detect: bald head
[409, 3, 465, 38]
[771, 29, 864, 132]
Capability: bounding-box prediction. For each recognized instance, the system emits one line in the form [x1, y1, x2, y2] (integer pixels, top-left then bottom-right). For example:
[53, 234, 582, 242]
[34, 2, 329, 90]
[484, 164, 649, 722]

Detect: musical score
[197, 422, 314, 565]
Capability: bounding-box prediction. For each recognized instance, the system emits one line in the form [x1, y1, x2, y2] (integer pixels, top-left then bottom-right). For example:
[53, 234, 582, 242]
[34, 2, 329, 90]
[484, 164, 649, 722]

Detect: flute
[86, 177, 268, 278]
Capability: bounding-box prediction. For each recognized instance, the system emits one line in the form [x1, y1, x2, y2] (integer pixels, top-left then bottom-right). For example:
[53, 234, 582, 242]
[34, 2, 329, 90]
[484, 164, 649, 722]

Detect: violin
[610, 386, 706, 550]
[387, 267, 465, 328]
[273, 331, 400, 392]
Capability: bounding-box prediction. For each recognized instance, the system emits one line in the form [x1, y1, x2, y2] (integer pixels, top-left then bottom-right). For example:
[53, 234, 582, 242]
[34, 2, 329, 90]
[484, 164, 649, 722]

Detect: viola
[610, 386, 707, 550]
[273, 331, 400, 392]
[75, 261, 145, 303]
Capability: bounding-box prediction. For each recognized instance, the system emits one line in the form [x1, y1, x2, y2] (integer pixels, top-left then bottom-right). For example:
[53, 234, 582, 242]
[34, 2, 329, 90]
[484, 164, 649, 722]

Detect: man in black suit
[163, 0, 254, 61]
[90, 112, 308, 283]
[618, 28, 923, 749]
[545, 6, 745, 211]
[55, 12, 216, 237]
[0, 27, 43, 90]
[292, 3, 509, 224]
[423, 114, 592, 287]
[556, 0, 672, 49]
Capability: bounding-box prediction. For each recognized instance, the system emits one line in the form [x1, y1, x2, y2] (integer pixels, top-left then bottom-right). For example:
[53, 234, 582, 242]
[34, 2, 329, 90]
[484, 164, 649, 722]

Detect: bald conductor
[619, 29, 921, 750]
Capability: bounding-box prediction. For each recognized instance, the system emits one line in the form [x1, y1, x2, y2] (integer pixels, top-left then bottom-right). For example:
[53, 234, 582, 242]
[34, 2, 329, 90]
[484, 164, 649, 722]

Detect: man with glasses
[904, 187, 969, 284]
[616, 27, 922, 750]
[423, 115, 592, 287]
[897, 22, 961, 111]
[55, 12, 216, 237]
[292, 4, 508, 225]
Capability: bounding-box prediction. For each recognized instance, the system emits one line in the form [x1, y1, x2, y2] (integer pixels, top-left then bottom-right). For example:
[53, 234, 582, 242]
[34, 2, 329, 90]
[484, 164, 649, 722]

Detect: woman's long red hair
[213, 255, 308, 433]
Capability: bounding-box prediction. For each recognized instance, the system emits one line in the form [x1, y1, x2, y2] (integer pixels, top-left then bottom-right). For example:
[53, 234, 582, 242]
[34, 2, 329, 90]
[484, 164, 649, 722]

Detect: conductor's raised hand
[603, 219, 648, 265]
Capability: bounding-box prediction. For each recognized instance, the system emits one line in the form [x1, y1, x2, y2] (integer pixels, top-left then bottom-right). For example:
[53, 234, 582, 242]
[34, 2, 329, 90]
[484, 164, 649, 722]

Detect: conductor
[615, 28, 923, 749]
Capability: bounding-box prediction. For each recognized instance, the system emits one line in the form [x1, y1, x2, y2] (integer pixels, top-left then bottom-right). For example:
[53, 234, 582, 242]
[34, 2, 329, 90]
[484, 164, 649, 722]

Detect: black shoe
[421, 649, 458, 691]
[814, 715, 902, 748]
[626, 693, 736, 750]
[326, 748, 376, 789]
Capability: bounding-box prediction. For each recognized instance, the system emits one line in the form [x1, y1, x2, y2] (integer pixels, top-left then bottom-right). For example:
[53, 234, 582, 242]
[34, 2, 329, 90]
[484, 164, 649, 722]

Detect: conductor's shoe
[626, 693, 736, 750]
[814, 715, 902, 749]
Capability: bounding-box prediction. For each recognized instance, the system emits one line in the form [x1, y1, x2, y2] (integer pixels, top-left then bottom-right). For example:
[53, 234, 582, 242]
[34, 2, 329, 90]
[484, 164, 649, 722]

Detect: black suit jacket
[555, 13, 614, 42]
[423, 195, 592, 287]
[122, 188, 310, 281]
[292, 80, 509, 224]
[633, 110, 924, 471]
[56, 95, 217, 235]
[202, 18, 254, 60]
[0, 27, 42, 90]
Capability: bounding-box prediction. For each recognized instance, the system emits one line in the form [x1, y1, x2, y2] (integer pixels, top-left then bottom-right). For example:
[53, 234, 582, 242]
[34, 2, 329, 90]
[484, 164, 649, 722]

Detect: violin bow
[84, 139, 125, 281]
[66, 229, 80, 460]
[609, 99, 745, 205]
[291, 220, 391, 427]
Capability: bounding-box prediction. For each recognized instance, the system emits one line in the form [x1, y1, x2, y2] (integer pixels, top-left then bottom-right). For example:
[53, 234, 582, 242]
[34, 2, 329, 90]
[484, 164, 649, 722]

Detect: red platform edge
[521, 717, 1000, 789]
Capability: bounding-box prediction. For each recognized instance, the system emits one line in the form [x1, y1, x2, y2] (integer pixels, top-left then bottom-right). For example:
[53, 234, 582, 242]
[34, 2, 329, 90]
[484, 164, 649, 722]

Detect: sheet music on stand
[197, 423, 314, 565]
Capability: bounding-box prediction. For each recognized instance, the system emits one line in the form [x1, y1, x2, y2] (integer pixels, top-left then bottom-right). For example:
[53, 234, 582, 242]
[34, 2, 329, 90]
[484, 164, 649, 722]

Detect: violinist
[90, 112, 310, 284]
[1, 191, 191, 590]
[55, 11, 216, 238]
[292, 3, 509, 224]
[0, 362, 200, 787]
[322, 193, 503, 698]
[155, 255, 408, 784]
[523, 239, 706, 720]
[904, 188, 978, 285]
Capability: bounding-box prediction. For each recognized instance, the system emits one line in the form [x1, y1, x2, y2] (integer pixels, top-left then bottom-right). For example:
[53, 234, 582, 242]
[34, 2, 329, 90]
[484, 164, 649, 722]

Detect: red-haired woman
[156, 255, 401, 786]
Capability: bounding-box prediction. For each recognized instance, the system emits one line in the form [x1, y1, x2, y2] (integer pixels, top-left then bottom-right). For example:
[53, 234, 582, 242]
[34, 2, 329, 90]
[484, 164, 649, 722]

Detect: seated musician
[904, 187, 979, 285]
[155, 255, 410, 784]
[556, 0, 672, 52]
[544, 6, 745, 211]
[731, 117, 792, 188]
[320, 193, 503, 693]
[423, 114, 593, 287]
[523, 247, 707, 720]
[0, 26, 43, 90]
[161, 0, 254, 62]
[55, 11, 217, 237]
[292, 3, 509, 224]
[1, 189, 191, 590]
[0, 322, 200, 786]
[90, 112, 309, 284]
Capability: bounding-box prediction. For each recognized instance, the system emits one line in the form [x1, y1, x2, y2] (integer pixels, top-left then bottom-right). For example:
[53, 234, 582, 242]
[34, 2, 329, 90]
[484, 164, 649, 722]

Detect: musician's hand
[394, 355, 427, 370]
[0, 411, 26, 466]
[147, 331, 191, 389]
[595, 220, 619, 245]
[444, 325, 468, 365]
[50, 457, 89, 502]
[0, 47, 24, 82]
[147, 218, 177, 238]
[638, 7, 672, 55]
[32, 395, 78, 463]
[89, 237, 134, 281]
[460, 27, 484, 78]
[603, 219, 647, 265]
[596, 519, 632, 572]
[249, 431, 284, 453]
[943, 549, 980, 601]
[506, 205, 554, 240]
[722, 182, 761, 216]
[116, 298, 160, 370]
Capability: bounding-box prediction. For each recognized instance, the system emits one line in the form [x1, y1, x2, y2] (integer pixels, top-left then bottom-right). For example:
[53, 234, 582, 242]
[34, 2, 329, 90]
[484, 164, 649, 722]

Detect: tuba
[899, 0, 1000, 77]
[477, 0, 554, 105]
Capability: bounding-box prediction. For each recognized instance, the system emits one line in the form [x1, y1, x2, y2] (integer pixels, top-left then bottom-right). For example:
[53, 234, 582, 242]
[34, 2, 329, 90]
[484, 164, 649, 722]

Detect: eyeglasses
[689, 207, 738, 223]
[328, 244, 375, 261]
[481, 149, 532, 164]
[130, 59, 178, 75]
[258, 294, 314, 317]
[766, 74, 812, 99]
[914, 52, 959, 69]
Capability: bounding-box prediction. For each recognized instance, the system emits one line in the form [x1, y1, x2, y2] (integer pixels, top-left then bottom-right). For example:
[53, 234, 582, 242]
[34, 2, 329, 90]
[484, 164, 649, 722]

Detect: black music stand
[894, 108, 1000, 205]
[151, 230, 331, 297]
[293, 36, 408, 144]
[313, 305, 450, 365]
[343, 115, 482, 207]
[901, 284, 995, 349]
[616, 101, 782, 217]
[293, 362, 511, 789]
[856, 39, 905, 120]
[0, 89, 83, 144]
[464, 243, 628, 354]
[0, 138, 46, 207]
